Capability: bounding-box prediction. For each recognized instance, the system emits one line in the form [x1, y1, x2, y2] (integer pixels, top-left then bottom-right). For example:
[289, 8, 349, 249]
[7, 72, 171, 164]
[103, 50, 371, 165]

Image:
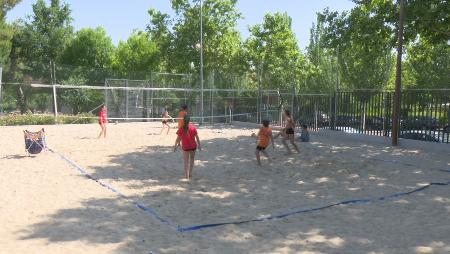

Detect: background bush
[0, 113, 97, 126]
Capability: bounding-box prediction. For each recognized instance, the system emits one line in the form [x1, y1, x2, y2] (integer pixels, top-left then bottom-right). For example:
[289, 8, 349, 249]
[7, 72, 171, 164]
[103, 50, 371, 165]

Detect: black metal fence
[294, 90, 450, 143]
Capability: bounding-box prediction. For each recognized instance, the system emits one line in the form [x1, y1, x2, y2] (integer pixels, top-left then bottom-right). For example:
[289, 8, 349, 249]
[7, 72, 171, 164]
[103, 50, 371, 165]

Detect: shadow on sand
[20, 129, 450, 253]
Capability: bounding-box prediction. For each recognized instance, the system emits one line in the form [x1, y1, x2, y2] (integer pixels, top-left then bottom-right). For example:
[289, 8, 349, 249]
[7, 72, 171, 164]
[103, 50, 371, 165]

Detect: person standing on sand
[174, 116, 201, 180]
[281, 109, 299, 154]
[97, 105, 108, 138]
[160, 109, 173, 135]
[254, 120, 275, 166]
[177, 105, 188, 129]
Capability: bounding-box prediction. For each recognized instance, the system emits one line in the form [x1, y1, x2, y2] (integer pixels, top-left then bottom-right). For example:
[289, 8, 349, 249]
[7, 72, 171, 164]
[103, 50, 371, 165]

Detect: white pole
[52, 84, 58, 119]
[200, 0, 204, 124]
[126, 79, 129, 120]
[104, 79, 108, 108]
[0, 67, 3, 114]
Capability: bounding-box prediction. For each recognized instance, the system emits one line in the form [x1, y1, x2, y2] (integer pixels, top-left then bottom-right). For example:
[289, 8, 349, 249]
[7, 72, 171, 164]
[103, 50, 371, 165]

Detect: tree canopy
[1, 0, 448, 92]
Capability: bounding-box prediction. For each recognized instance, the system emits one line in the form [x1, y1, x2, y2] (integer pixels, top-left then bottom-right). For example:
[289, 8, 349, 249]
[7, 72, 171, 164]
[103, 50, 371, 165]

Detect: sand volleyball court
[1, 122, 449, 254]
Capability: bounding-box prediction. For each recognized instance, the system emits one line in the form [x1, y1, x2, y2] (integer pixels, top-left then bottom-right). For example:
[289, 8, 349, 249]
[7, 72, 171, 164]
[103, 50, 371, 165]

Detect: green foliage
[0, 0, 21, 69]
[159, 0, 245, 77]
[113, 31, 159, 79]
[352, 0, 449, 44]
[58, 112, 97, 124]
[404, 39, 450, 89]
[59, 27, 114, 83]
[0, 112, 96, 126]
[305, 16, 338, 93]
[0, 113, 55, 125]
[59, 75, 104, 114]
[26, 0, 72, 62]
[2, 0, 449, 108]
[320, 6, 393, 90]
[246, 12, 306, 90]
[0, 0, 21, 20]
[7, 0, 72, 84]
[0, 21, 14, 67]
[147, 8, 173, 71]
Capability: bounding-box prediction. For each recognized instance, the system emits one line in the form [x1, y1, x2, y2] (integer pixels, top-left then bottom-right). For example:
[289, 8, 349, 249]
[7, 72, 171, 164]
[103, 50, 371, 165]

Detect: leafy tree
[147, 8, 173, 71]
[246, 12, 306, 90]
[305, 16, 338, 93]
[320, 7, 394, 90]
[0, 0, 21, 20]
[404, 39, 450, 89]
[113, 31, 159, 79]
[0, 21, 14, 68]
[164, 0, 245, 82]
[3, 0, 72, 113]
[352, 0, 449, 44]
[0, 0, 21, 69]
[16, 0, 73, 83]
[59, 27, 114, 84]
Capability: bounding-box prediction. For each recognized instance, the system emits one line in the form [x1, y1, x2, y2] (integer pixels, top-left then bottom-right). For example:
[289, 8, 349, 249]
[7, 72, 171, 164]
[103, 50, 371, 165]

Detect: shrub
[0, 113, 97, 126]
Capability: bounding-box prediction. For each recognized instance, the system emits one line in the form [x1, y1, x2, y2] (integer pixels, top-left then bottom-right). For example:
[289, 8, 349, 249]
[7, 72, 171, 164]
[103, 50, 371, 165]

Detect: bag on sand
[24, 128, 46, 155]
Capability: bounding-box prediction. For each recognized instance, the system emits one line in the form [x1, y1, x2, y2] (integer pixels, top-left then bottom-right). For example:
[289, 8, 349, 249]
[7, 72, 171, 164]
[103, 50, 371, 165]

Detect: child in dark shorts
[255, 120, 275, 166]
[160, 109, 172, 134]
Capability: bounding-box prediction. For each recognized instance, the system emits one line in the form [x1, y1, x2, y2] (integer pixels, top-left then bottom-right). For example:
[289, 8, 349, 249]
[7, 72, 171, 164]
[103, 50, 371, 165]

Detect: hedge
[0, 113, 97, 126]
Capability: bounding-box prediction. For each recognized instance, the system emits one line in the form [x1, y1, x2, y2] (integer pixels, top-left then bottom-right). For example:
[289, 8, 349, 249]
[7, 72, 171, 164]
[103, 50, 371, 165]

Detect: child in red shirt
[174, 116, 201, 180]
[97, 105, 108, 138]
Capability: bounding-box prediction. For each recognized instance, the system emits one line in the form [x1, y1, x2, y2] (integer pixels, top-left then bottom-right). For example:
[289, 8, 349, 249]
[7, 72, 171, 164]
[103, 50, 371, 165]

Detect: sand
[1, 122, 449, 254]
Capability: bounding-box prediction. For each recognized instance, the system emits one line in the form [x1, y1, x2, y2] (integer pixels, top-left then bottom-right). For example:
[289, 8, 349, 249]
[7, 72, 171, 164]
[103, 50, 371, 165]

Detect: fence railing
[295, 90, 450, 144]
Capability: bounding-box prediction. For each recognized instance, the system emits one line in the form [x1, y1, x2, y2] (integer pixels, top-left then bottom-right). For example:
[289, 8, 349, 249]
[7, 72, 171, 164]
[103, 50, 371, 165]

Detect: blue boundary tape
[50, 147, 450, 233]
[49, 148, 177, 230]
[178, 180, 450, 232]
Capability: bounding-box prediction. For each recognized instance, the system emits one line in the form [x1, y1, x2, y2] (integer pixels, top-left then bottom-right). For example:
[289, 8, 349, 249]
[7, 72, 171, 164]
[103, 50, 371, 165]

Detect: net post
[150, 73, 154, 119]
[292, 85, 296, 127]
[210, 71, 214, 124]
[332, 91, 337, 130]
[314, 100, 318, 130]
[278, 89, 282, 127]
[104, 79, 108, 109]
[224, 103, 227, 123]
[211, 86, 214, 124]
[125, 79, 129, 121]
[52, 84, 58, 120]
[256, 83, 260, 125]
[328, 93, 333, 130]
[0, 66, 3, 114]
[145, 79, 150, 121]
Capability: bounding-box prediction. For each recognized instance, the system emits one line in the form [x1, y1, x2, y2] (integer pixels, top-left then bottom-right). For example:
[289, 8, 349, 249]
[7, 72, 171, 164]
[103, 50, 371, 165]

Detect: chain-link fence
[1, 63, 449, 143]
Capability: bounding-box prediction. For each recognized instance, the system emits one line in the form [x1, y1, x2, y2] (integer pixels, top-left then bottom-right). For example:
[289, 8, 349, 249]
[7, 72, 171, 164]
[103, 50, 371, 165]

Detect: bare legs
[97, 124, 106, 138]
[183, 150, 196, 179]
[255, 149, 270, 166]
[282, 134, 299, 154]
[160, 123, 170, 135]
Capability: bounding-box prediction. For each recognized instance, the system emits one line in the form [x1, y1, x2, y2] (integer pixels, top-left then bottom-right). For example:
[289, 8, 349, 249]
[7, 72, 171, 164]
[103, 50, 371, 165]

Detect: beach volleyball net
[4, 80, 303, 126]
